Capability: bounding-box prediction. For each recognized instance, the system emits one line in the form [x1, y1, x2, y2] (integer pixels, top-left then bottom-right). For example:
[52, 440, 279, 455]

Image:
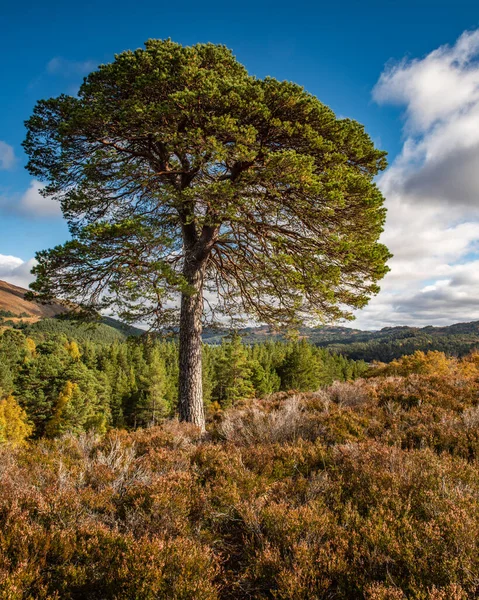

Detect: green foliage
[0, 327, 362, 438]
[203, 321, 479, 362]
[23, 317, 128, 344]
[24, 39, 389, 329]
[318, 321, 479, 361]
[278, 340, 322, 390]
[45, 379, 107, 438]
[212, 333, 255, 408]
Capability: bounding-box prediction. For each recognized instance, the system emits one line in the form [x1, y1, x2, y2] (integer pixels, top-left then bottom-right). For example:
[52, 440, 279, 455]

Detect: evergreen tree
[278, 342, 322, 391]
[45, 381, 82, 437]
[250, 361, 281, 397]
[24, 40, 390, 430]
[135, 348, 170, 426]
[213, 334, 255, 408]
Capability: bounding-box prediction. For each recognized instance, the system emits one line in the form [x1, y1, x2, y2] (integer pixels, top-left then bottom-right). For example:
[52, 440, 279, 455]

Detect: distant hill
[320, 321, 479, 361]
[101, 316, 145, 337]
[0, 280, 144, 341]
[3, 278, 479, 359]
[0, 279, 67, 322]
[204, 321, 479, 360]
[23, 318, 128, 344]
[202, 324, 364, 345]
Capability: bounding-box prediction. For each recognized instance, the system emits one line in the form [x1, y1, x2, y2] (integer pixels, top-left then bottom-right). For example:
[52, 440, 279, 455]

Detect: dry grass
[0, 279, 66, 319]
[2, 374, 479, 598]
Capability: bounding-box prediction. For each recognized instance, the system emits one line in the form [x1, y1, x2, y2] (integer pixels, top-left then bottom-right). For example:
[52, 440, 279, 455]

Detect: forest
[202, 321, 479, 362]
[0, 322, 367, 443]
[320, 322, 479, 361]
[2, 348, 479, 598]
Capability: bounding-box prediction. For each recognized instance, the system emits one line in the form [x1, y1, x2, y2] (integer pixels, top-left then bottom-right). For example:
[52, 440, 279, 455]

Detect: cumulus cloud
[355, 30, 479, 329]
[18, 180, 62, 217]
[0, 255, 36, 289]
[373, 29, 479, 132]
[0, 180, 62, 218]
[0, 141, 15, 170]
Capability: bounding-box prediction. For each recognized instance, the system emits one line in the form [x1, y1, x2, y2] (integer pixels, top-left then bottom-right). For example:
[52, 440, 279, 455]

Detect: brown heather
[3, 352, 479, 598]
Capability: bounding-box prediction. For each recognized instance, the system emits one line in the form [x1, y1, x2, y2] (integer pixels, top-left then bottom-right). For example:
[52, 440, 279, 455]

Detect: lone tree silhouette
[23, 40, 390, 431]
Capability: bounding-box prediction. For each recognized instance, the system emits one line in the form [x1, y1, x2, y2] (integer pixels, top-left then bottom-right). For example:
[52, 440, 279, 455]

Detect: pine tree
[45, 381, 79, 437]
[250, 361, 281, 397]
[278, 342, 322, 391]
[213, 334, 255, 408]
[24, 40, 390, 429]
[135, 349, 170, 427]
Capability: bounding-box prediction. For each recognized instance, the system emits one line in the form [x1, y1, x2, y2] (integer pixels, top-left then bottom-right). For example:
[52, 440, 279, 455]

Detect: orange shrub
[2, 368, 479, 598]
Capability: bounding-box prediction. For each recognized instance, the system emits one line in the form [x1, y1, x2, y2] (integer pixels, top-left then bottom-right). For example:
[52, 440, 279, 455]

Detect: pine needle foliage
[24, 39, 390, 326]
[23, 40, 390, 427]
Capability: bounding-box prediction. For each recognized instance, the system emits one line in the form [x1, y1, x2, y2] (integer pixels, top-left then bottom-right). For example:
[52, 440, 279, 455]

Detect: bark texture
[178, 256, 206, 431]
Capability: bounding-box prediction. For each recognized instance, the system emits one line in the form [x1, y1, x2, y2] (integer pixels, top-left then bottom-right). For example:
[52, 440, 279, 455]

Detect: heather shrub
[328, 379, 371, 407]
[0, 525, 218, 599]
[216, 395, 312, 444]
[2, 368, 479, 598]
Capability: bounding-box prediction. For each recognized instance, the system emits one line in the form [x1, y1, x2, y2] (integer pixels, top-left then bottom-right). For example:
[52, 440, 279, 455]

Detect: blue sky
[2, 0, 479, 327]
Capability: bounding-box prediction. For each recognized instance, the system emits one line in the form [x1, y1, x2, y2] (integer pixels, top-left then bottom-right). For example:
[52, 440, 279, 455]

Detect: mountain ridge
[2, 278, 479, 359]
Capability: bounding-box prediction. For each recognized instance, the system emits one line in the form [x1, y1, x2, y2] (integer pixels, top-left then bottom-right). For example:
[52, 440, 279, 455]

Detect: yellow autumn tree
[25, 337, 37, 359]
[46, 381, 79, 438]
[0, 395, 32, 446]
[369, 351, 454, 378]
[458, 350, 479, 378]
[65, 340, 81, 361]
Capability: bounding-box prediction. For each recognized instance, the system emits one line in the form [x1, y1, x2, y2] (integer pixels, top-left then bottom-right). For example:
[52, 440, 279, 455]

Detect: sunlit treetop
[24, 39, 391, 329]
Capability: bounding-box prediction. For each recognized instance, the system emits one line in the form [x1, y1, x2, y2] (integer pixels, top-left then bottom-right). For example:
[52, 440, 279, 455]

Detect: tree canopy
[23, 39, 390, 428]
[24, 39, 390, 326]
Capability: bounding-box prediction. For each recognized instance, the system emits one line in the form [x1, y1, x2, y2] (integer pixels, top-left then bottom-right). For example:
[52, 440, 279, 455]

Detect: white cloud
[0, 141, 15, 170]
[0, 180, 62, 218]
[19, 180, 62, 217]
[46, 57, 97, 78]
[373, 29, 479, 132]
[355, 29, 479, 330]
[0, 255, 36, 289]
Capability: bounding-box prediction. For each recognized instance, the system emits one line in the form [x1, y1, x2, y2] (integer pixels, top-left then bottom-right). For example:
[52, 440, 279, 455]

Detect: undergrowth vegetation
[2, 351, 479, 598]
[0, 328, 366, 441]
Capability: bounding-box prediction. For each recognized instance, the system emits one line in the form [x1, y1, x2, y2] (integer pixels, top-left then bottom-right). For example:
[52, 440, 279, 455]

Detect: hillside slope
[2, 370, 479, 598]
[0, 279, 66, 321]
[0, 279, 144, 338]
[205, 321, 479, 359]
[323, 321, 479, 360]
[3, 278, 479, 359]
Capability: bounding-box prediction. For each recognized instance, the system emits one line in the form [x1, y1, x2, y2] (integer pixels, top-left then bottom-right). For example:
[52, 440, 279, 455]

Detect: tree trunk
[178, 256, 206, 432]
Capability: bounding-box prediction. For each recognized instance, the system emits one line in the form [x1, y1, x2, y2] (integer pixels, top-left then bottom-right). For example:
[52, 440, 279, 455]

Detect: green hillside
[22, 317, 131, 344]
[3, 273, 479, 361]
[203, 321, 479, 361]
[321, 321, 479, 361]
